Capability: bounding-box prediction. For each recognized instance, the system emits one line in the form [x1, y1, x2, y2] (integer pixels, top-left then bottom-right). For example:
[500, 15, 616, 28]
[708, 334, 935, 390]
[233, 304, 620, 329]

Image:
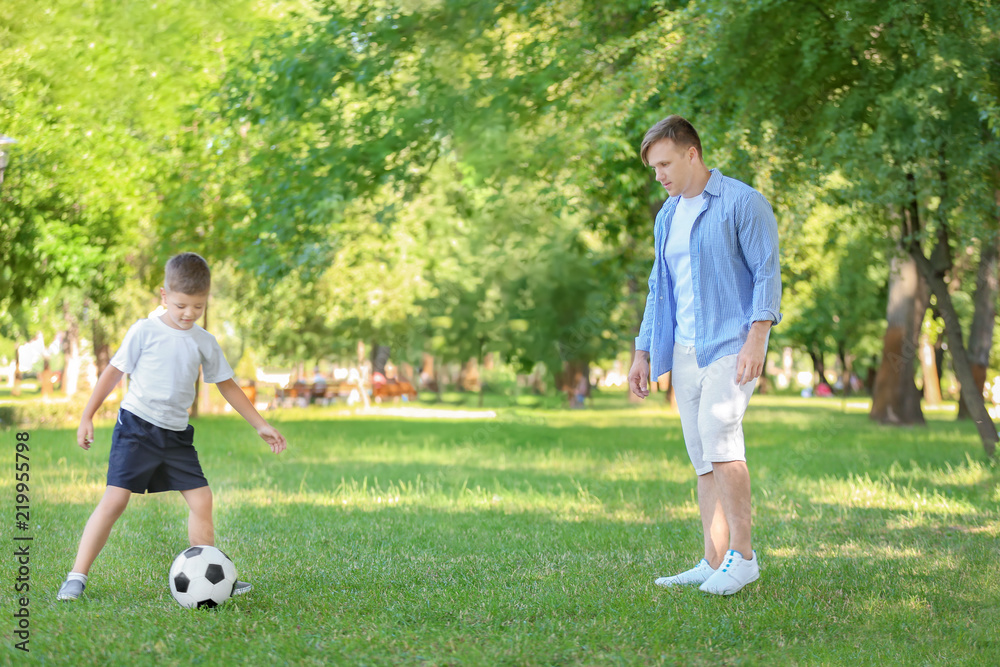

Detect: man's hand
[257, 424, 287, 454]
[628, 352, 651, 399]
[735, 321, 772, 385]
[77, 419, 95, 450]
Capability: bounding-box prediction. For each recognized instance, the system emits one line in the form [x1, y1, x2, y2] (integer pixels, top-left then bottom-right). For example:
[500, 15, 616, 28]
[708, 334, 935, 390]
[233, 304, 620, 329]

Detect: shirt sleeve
[736, 192, 783, 326]
[634, 258, 658, 352]
[635, 208, 663, 352]
[200, 335, 235, 384]
[109, 321, 144, 373]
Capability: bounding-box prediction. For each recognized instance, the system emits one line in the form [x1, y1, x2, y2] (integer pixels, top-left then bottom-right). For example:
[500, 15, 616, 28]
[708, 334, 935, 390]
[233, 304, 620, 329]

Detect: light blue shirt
[635, 169, 782, 378]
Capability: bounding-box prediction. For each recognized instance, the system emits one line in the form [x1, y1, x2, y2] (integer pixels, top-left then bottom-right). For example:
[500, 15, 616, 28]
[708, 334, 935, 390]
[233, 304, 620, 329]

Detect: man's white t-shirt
[110, 316, 234, 431]
[664, 192, 705, 346]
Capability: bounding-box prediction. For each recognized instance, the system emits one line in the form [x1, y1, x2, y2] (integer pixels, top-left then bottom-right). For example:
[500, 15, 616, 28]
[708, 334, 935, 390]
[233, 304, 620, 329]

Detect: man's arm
[735, 320, 771, 385]
[733, 192, 781, 385]
[216, 378, 287, 454]
[77, 365, 125, 449]
[628, 349, 651, 399]
[631, 207, 665, 399]
[736, 192, 782, 326]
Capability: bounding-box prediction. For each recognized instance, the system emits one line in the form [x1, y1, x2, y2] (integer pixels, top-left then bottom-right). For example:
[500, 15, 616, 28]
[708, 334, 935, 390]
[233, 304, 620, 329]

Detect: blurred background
[1, 1, 998, 443]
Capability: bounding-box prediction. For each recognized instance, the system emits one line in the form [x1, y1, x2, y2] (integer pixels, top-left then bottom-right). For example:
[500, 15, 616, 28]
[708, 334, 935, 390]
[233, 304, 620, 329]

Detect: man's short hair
[165, 252, 211, 294]
[640, 115, 703, 166]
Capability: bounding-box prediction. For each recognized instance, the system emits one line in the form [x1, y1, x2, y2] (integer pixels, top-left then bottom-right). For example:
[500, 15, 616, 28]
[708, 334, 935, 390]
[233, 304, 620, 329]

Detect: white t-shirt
[110, 316, 234, 431]
[664, 192, 705, 346]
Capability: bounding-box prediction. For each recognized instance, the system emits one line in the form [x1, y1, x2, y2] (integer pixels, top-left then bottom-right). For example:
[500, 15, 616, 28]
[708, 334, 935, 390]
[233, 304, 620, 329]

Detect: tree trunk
[62, 302, 81, 398]
[92, 316, 111, 378]
[837, 343, 855, 397]
[958, 232, 998, 420]
[12, 343, 21, 396]
[561, 359, 590, 407]
[433, 357, 443, 400]
[809, 348, 826, 387]
[934, 333, 946, 398]
[913, 249, 997, 454]
[900, 174, 996, 454]
[478, 343, 486, 408]
[459, 357, 479, 392]
[870, 254, 927, 425]
[920, 331, 942, 406]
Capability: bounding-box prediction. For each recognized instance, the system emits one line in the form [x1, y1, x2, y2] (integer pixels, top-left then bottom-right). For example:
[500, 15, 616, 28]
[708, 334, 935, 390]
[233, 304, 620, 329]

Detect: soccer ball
[168, 545, 237, 609]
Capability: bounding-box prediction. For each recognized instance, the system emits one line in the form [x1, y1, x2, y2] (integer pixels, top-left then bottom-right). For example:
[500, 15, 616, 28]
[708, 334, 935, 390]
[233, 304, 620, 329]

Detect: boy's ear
[160, 287, 167, 302]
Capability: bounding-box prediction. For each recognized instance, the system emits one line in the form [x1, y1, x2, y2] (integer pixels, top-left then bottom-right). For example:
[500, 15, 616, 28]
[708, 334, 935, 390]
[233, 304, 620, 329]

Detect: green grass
[2, 395, 999, 665]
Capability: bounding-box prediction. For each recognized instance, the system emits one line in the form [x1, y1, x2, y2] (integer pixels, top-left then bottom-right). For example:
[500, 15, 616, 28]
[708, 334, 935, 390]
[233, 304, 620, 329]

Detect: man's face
[160, 288, 208, 330]
[646, 139, 698, 198]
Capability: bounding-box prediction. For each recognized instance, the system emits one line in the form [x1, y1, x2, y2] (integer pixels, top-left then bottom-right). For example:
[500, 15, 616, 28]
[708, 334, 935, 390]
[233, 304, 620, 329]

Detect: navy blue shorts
[107, 409, 208, 494]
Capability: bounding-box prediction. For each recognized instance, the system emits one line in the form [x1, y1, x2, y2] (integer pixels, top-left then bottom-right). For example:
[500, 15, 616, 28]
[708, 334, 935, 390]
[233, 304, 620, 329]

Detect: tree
[676, 0, 999, 453]
[958, 230, 999, 419]
[1, 0, 288, 394]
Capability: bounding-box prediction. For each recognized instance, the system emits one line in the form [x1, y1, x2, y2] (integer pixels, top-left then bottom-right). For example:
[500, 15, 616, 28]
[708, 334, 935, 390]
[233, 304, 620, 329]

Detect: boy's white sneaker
[655, 558, 716, 587]
[699, 549, 759, 595]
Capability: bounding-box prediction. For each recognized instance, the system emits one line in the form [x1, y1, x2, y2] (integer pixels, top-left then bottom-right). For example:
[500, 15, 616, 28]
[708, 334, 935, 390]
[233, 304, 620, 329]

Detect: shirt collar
[704, 168, 723, 197]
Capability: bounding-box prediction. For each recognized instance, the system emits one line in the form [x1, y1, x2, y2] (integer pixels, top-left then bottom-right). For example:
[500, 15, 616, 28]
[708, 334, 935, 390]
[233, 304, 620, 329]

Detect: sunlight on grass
[5, 396, 998, 666]
[806, 474, 984, 515]
[217, 479, 688, 526]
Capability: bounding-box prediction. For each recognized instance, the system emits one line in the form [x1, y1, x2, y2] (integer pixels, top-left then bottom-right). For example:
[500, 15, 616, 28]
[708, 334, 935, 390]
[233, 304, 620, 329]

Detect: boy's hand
[257, 424, 287, 454]
[77, 419, 95, 450]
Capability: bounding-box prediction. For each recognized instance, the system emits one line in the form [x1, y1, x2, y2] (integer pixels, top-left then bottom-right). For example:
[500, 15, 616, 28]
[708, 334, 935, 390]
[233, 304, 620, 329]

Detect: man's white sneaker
[655, 558, 716, 587]
[699, 549, 759, 595]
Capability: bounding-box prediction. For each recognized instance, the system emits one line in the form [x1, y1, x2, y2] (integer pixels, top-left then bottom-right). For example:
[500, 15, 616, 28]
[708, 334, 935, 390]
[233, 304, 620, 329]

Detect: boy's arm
[216, 378, 287, 454]
[78, 365, 125, 449]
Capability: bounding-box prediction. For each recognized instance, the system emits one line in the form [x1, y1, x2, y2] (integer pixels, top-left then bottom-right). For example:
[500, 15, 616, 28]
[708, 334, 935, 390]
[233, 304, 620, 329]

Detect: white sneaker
[655, 558, 716, 587]
[699, 549, 759, 595]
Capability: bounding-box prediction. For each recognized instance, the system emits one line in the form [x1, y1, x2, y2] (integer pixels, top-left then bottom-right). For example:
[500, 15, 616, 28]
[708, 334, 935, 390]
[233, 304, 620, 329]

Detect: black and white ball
[168, 545, 237, 608]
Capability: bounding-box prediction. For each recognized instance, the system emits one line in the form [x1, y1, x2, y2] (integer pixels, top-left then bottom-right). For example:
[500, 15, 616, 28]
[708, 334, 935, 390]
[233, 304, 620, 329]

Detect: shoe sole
[655, 578, 711, 588]
[701, 572, 759, 596]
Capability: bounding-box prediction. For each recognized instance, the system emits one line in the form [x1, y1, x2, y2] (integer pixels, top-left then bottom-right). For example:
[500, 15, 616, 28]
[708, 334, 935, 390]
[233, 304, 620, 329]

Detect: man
[628, 115, 781, 595]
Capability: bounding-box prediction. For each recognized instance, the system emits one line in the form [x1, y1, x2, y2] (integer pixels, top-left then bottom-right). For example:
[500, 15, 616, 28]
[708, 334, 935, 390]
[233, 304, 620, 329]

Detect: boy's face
[160, 288, 209, 330]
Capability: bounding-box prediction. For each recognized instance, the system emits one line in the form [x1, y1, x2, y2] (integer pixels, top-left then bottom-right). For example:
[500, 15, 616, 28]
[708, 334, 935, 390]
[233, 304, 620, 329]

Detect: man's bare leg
[711, 460, 752, 558]
[697, 471, 731, 569]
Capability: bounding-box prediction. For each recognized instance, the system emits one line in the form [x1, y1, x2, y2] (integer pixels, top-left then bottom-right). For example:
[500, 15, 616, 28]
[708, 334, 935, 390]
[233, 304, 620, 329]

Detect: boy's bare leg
[180, 486, 214, 546]
[180, 485, 251, 595]
[70, 485, 132, 575]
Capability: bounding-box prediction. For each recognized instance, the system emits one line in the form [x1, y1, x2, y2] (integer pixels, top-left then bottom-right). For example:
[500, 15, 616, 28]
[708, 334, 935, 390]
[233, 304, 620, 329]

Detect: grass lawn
[2, 394, 998, 665]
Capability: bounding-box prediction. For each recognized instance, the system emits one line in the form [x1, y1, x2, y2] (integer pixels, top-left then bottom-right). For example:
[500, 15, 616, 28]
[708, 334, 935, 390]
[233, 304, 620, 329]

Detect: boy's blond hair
[165, 253, 211, 295]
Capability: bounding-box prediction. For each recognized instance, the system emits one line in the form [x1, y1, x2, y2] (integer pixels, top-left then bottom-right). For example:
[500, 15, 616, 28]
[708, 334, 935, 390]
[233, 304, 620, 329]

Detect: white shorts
[672, 343, 756, 476]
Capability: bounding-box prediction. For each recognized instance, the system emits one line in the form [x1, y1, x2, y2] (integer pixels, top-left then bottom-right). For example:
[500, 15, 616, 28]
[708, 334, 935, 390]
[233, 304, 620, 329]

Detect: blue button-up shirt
[635, 169, 782, 378]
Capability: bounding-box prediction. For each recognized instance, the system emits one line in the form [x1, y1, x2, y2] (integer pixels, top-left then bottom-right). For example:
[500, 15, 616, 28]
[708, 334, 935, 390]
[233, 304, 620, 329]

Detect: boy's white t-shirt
[664, 192, 705, 346]
[110, 316, 234, 431]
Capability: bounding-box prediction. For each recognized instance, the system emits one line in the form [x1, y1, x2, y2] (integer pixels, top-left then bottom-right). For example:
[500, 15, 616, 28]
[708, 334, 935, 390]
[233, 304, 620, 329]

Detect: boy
[58, 252, 287, 601]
